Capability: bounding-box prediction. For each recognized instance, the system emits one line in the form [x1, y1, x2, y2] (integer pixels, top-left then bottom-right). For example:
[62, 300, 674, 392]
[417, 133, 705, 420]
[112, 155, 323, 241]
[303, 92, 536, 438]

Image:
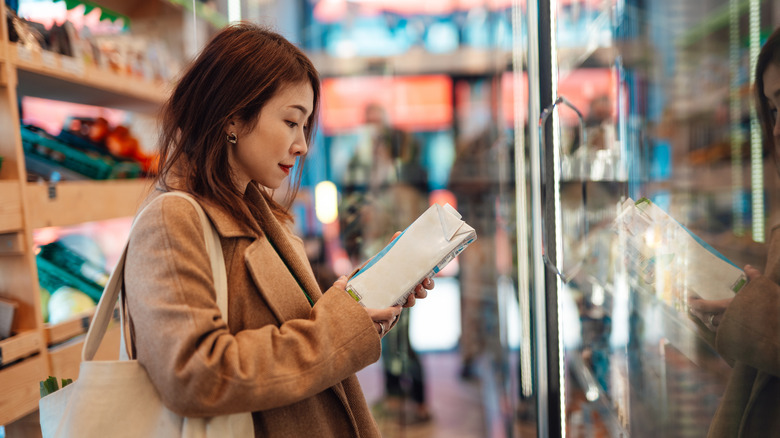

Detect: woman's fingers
[333, 275, 348, 290]
[366, 306, 402, 324]
[368, 306, 402, 337]
[744, 264, 761, 281]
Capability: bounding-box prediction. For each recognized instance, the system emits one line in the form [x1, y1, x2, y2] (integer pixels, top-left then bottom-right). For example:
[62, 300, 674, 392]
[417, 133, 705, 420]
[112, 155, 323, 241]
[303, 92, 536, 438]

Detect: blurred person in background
[688, 26, 780, 437]
[448, 125, 500, 380]
[341, 102, 433, 425]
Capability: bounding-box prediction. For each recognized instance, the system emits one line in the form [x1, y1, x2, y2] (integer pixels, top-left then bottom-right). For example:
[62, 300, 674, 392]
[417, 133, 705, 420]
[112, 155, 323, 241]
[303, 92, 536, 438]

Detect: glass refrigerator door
[526, 0, 780, 436]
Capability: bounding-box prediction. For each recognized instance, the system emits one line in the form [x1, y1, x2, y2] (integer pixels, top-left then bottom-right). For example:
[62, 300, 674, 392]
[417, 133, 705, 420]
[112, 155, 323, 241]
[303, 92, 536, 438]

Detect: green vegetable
[39, 375, 73, 397]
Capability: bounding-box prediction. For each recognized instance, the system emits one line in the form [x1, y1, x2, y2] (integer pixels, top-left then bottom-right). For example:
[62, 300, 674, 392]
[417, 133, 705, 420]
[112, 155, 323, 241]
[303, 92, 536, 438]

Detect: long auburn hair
[155, 23, 320, 226]
[755, 27, 780, 171]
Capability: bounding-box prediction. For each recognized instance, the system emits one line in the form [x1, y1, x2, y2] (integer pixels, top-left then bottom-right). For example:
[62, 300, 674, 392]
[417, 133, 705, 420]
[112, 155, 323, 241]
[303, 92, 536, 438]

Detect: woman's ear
[224, 119, 238, 136]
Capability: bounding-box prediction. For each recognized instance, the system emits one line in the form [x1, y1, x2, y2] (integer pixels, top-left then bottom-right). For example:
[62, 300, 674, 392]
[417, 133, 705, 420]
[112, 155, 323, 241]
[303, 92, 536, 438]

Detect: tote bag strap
[82, 191, 227, 362]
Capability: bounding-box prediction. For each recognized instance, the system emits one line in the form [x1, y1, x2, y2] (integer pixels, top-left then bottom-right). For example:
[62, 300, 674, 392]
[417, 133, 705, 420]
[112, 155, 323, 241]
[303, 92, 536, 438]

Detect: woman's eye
[286, 121, 298, 128]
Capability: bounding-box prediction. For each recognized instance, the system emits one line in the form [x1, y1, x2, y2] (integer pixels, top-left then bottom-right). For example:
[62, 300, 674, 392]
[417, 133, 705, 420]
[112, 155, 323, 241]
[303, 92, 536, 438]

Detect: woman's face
[228, 80, 313, 190]
[763, 62, 780, 148]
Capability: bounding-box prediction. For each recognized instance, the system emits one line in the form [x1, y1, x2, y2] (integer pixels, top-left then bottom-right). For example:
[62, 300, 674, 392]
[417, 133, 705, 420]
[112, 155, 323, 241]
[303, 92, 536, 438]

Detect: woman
[123, 23, 433, 437]
[690, 26, 780, 437]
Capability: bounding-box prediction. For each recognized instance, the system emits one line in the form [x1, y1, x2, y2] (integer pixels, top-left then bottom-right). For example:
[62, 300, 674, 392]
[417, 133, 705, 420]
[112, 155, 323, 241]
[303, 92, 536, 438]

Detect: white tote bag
[39, 192, 254, 437]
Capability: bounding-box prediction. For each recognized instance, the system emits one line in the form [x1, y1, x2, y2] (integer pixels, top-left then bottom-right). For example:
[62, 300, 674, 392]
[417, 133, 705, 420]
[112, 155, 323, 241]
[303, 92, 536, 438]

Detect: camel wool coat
[708, 224, 780, 437]
[124, 185, 383, 438]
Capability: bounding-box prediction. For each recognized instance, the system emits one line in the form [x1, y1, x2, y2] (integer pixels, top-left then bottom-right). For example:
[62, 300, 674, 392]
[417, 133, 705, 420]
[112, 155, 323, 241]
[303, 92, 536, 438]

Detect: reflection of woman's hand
[688, 296, 733, 331]
[687, 264, 757, 331]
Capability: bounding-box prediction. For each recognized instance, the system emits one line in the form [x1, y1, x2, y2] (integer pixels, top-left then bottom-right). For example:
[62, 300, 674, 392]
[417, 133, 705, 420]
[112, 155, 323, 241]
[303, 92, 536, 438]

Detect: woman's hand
[366, 306, 403, 338]
[744, 264, 761, 281]
[403, 277, 435, 308]
[332, 275, 404, 337]
[334, 275, 348, 291]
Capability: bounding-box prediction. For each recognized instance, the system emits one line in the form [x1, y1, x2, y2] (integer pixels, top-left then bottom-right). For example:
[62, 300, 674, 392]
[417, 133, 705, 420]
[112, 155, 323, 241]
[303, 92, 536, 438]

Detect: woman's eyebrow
[289, 104, 311, 116]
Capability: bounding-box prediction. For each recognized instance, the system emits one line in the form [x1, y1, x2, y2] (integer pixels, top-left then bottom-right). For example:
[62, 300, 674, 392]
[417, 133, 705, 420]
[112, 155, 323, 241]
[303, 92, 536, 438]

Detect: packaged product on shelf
[614, 197, 747, 307]
[0, 296, 18, 339]
[346, 203, 476, 309]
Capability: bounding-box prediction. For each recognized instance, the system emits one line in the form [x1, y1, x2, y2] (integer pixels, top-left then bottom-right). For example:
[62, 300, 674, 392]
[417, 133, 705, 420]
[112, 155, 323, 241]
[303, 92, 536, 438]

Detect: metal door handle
[538, 96, 587, 281]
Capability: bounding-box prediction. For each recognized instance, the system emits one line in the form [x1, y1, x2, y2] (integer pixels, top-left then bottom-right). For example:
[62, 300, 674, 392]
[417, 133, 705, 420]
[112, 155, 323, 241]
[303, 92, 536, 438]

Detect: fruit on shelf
[40, 286, 51, 323]
[105, 125, 139, 158]
[47, 286, 96, 325]
[87, 117, 110, 144]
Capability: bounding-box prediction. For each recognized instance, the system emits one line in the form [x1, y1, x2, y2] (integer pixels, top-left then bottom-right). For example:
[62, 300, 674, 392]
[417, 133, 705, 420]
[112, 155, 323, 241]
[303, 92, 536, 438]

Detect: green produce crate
[21, 125, 141, 180]
[36, 256, 103, 302]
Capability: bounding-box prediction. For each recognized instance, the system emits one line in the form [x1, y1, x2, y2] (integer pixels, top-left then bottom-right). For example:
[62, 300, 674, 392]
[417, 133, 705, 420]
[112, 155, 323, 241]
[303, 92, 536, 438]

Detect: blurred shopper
[123, 24, 434, 438]
[448, 126, 500, 380]
[689, 26, 780, 438]
[342, 103, 433, 424]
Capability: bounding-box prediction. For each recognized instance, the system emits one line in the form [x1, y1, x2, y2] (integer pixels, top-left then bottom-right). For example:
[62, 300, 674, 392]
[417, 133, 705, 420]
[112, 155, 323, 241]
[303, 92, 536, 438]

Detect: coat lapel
[242, 186, 324, 322]
[245, 238, 313, 322]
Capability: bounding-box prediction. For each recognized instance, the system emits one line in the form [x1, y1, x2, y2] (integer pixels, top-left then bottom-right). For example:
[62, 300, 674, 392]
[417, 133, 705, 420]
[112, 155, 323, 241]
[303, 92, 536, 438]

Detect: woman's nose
[292, 134, 308, 156]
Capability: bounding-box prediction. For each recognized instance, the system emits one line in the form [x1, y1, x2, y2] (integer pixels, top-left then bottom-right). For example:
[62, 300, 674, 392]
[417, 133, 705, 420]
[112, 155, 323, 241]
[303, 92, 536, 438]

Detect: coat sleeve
[716, 225, 780, 377]
[124, 195, 381, 417]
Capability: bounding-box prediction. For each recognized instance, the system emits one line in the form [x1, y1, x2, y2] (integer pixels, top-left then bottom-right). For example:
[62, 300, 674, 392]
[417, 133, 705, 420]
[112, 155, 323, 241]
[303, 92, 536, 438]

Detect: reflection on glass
[547, 0, 780, 436]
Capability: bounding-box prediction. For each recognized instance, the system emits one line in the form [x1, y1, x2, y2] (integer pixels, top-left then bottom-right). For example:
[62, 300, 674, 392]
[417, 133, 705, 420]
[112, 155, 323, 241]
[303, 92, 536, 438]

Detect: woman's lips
[279, 164, 292, 175]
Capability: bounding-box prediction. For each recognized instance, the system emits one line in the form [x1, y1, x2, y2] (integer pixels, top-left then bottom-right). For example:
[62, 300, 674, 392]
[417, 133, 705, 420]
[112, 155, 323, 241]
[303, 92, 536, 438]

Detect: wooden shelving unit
[0, 0, 224, 430]
[25, 179, 151, 229]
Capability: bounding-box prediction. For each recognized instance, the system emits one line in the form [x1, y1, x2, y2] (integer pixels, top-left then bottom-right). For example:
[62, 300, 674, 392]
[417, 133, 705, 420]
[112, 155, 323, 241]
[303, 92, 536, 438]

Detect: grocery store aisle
[358, 352, 487, 438]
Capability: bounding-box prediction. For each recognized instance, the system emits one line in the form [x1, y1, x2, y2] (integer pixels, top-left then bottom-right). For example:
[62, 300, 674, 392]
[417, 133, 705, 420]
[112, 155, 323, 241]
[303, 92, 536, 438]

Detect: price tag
[41, 51, 57, 69]
[16, 45, 32, 62]
[60, 56, 84, 76]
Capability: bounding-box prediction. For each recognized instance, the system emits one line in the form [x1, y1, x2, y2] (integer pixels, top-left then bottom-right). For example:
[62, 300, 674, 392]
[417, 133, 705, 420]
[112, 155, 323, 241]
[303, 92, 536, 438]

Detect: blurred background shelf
[309, 47, 512, 77]
[10, 42, 168, 112]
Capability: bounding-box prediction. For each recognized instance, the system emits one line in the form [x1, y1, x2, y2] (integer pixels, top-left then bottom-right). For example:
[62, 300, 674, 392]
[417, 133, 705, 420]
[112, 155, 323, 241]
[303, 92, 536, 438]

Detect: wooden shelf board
[26, 179, 151, 229]
[0, 329, 42, 366]
[44, 309, 96, 347]
[10, 43, 168, 113]
[0, 180, 22, 233]
[0, 354, 46, 425]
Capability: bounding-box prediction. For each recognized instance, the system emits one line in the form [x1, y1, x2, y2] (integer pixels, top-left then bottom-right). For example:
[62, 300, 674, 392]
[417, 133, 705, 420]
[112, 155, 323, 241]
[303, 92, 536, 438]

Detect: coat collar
[154, 184, 324, 321]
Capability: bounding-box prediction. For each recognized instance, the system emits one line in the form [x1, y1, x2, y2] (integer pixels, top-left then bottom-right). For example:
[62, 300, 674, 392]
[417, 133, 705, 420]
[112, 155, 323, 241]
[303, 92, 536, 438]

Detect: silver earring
[227, 132, 237, 144]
